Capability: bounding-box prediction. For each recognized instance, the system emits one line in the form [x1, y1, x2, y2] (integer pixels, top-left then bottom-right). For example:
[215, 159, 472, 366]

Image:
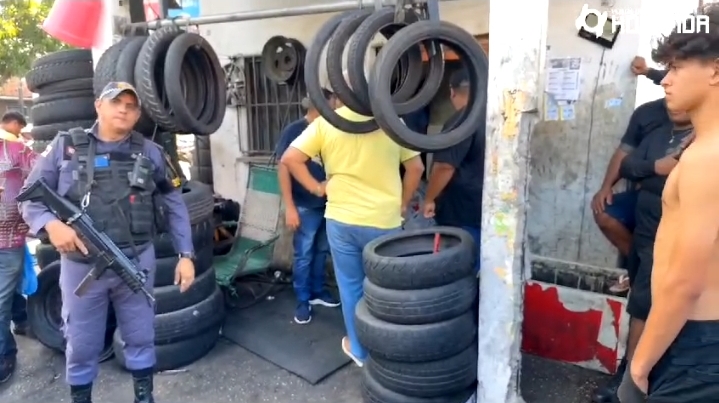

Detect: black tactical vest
[63, 129, 157, 251]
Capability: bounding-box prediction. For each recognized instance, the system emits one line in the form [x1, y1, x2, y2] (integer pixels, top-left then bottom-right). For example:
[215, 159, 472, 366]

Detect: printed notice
[546, 57, 581, 101]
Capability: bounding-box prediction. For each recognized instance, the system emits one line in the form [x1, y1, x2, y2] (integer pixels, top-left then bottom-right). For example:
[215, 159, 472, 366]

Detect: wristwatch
[178, 252, 195, 260]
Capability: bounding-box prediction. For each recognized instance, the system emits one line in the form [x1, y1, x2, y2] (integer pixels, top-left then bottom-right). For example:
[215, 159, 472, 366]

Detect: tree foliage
[0, 0, 68, 81]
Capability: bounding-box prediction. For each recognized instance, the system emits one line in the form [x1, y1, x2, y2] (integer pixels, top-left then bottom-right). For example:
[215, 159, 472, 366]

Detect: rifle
[17, 178, 154, 304]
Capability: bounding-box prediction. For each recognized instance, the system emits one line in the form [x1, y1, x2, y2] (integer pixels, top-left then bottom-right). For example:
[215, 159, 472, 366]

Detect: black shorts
[636, 321, 719, 403]
[619, 321, 719, 403]
[626, 245, 652, 321]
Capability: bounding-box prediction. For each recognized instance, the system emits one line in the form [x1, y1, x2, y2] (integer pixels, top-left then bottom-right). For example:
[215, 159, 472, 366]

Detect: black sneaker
[592, 358, 626, 403]
[294, 302, 312, 324]
[11, 321, 31, 337]
[0, 355, 17, 384]
[309, 291, 340, 308]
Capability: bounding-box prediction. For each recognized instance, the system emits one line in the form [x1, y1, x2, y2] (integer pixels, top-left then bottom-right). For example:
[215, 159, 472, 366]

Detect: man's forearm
[277, 164, 296, 209]
[163, 190, 194, 253]
[424, 166, 454, 202]
[632, 290, 694, 374]
[285, 162, 322, 195]
[646, 68, 667, 86]
[619, 157, 655, 181]
[633, 238, 708, 374]
[601, 148, 628, 188]
[402, 168, 423, 207]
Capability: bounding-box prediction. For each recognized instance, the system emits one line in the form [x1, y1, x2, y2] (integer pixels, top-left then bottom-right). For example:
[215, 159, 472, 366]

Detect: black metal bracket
[394, 0, 440, 23]
[425, 0, 440, 23]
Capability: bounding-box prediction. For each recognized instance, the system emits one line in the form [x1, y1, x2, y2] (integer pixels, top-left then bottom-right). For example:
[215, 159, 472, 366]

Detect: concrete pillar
[477, 0, 548, 401]
[92, 0, 121, 69]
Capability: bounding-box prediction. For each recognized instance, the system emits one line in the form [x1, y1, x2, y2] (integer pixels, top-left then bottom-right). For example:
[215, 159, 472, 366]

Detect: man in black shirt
[591, 98, 669, 294]
[592, 108, 693, 403]
[423, 69, 484, 272]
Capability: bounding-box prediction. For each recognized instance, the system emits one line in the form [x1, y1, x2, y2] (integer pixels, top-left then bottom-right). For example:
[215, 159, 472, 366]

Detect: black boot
[70, 383, 92, 403]
[592, 357, 627, 403]
[131, 368, 155, 403]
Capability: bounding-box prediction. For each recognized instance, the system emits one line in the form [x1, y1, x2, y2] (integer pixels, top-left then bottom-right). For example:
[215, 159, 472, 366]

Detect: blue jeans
[461, 226, 481, 274]
[0, 247, 25, 358]
[292, 207, 330, 303]
[326, 219, 400, 360]
[11, 292, 27, 324]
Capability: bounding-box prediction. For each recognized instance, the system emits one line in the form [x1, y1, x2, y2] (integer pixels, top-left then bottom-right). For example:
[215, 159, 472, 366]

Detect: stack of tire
[93, 29, 226, 137]
[356, 227, 479, 403]
[29, 181, 225, 370]
[190, 136, 213, 185]
[306, 7, 488, 152]
[24, 49, 96, 153]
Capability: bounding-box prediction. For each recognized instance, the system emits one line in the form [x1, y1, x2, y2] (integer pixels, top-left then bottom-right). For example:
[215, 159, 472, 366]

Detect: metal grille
[244, 56, 306, 154]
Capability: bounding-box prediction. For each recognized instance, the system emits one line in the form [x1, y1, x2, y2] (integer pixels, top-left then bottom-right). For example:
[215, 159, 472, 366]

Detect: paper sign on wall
[546, 57, 581, 102]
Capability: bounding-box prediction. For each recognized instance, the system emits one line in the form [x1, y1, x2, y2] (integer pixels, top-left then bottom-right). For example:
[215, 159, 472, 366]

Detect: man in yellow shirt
[281, 105, 424, 366]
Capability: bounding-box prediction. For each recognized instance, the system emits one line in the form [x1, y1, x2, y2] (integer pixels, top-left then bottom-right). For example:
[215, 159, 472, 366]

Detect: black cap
[98, 82, 141, 105]
[449, 69, 470, 89]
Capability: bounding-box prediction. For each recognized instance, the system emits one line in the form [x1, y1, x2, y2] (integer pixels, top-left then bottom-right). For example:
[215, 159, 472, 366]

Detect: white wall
[200, 0, 695, 269]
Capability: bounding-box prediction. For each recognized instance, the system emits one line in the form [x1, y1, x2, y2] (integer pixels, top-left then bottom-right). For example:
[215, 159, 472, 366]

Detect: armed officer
[20, 82, 195, 403]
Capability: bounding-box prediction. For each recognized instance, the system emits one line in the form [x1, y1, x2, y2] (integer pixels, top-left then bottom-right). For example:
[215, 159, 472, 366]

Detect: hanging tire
[362, 366, 476, 403]
[345, 7, 435, 116]
[363, 276, 477, 325]
[27, 261, 116, 361]
[134, 26, 184, 131]
[94, 37, 137, 96]
[366, 343, 478, 398]
[324, 9, 374, 114]
[355, 299, 476, 362]
[304, 10, 379, 134]
[25, 49, 94, 92]
[93, 36, 158, 135]
[369, 21, 489, 151]
[363, 227, 476, 290]
[164, 32, 226, 135]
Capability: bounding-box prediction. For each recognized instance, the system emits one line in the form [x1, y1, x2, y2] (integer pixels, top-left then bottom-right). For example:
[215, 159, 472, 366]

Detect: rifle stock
[17, 179, 154, 304]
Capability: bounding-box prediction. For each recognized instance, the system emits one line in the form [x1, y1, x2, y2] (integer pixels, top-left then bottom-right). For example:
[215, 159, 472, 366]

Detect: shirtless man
[618, 5, 719, 402]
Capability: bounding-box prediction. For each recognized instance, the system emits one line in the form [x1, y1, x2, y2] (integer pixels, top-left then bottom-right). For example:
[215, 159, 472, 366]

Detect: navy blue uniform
[21, 126, 193, 386]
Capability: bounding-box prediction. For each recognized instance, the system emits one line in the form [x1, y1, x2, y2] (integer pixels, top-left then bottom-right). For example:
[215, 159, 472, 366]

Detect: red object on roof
[42, 0, 104, 49]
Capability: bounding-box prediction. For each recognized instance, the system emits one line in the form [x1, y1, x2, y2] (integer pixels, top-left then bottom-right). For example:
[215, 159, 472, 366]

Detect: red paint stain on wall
[521, 282, 624, 373]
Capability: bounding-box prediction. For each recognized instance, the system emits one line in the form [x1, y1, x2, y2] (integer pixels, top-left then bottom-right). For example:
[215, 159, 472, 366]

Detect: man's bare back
[652, 140, 719, 321]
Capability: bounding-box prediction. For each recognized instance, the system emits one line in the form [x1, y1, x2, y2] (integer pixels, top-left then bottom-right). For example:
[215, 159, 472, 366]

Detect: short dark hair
[1, 111, 27, 126]
[301, 89, 335, 110]
[449, 68, 469, 91]
[652, 4, 719, 64]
